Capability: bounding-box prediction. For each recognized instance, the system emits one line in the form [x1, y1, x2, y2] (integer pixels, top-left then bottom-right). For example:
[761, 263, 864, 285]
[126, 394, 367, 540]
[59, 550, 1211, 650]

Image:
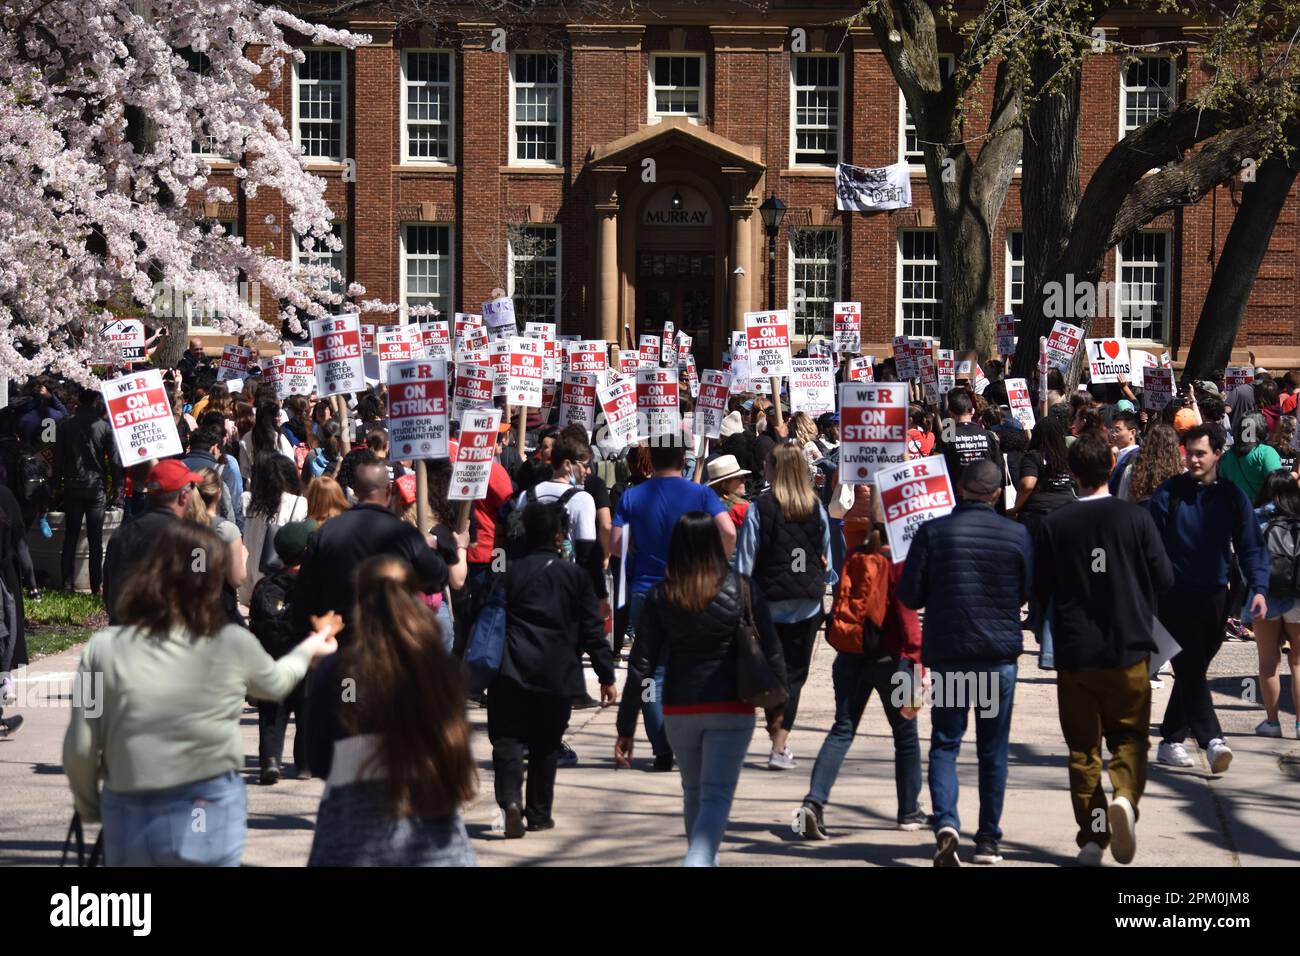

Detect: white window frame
[1004, 230, 1024, 323]
[789, 53, 843, 167]
[1115, 229, 1170, 345]
[507, 224, 562, 324]
[292, 223, 348, 314]
[900, 54, 954, 169]
[509, 51, 563, 167]
[896, 229, 944, 338]
[787, 227, 841, 340]
[400, 49, 455, 165]
[1120, 55, 1177, 140]
[648, 53, 706, 123]
[399, 223, 455, 320]
[293, 47, 348, 163]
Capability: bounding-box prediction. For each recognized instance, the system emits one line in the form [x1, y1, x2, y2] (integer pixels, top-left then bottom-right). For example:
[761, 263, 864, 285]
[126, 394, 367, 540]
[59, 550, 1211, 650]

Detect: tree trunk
[1183, 155, 1300, 379]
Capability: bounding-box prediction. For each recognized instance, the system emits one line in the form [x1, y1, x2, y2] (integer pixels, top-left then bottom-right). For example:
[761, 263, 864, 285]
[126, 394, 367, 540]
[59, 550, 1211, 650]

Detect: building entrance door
[636, 251, 714, 360]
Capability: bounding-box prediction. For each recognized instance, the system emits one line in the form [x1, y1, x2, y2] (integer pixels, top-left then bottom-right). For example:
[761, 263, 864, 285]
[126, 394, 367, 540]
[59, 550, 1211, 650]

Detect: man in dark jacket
[292, 461, 455, 646]
[53, 389, 118, 595]
[16, 377, 68, 446]
[1035, 434, 1174, 866]
[898, 459, 1031, 867]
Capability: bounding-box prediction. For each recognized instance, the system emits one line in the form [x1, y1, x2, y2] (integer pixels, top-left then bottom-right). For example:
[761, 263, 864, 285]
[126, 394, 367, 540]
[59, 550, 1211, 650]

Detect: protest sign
[728, 331, 751, 393]
[996, 315, 1017, 357]
[559, 372, 600, 431]
[452, 362, 494, 418]
[744, 310, 793, 378]
[454, 312, 483, 349]
[1143, 367, 1174, 411]
[617, 351, 638, 376]
[598, 375, 638, 449]
[483, 297, 517, 339]
[789, 358, 836, 415]
[1225, 366, 1254, 390]
[282, 351, 315, 397]
[1005, 378, 1036, 431]
[419, 320, 452, 361]
[661, 322, 676, 369]
[103, 369, 183, 462]
[360, 323, 376, 353]
[460, 325, 488, 354]
[310, 314, 365, 396]
[217, 344, 252, 382]
[260, 357, 285, 399]
[636, 367, 681, 441]
[848, 356, 875, 382]
[893, 336, 917, 380]
[490, 339, 510, 398]
[525, 321, 559, 381]
[1045, 320, 1084, 371]
[833, 302, 862, 355]
[387, 359, 449, 460]
[568, 340, 608, 381]
[507, 336, 544, 406]
[876, 456, 956, 563]
[838, 382, 908, 483]
[694, 370, 732, 439]
[936, 349, 955, 394]
[683, 354, 699, 399]
[638, 334, 660, 368]
[449, 407, 502, 501]
[676, 330, 693, 358]
[376, 326, 415, 376]
[1085, 337, 1132, 384]
[835, 161, 912, 212]
[100, 318, 146, 364]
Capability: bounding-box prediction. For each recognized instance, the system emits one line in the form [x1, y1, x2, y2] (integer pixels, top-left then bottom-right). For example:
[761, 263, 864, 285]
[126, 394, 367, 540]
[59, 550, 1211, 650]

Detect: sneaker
[972, 838, 1003, 865]
[0, 677, 14, 706]
[557, 740, 578, 768]
[898, 809, 930, 831]
[26, 588, 40, 603]
[1255, 719, 1283, 738]
[502, 804, 526, 839]
[258, 759, 280, 786]
[767, 747, 797, 771]
[1149, 678, 1164, 690]
[571, 693, 599, 710]
[525, 818, 556, 832]
[795, 801, 828, 841]
[0, 714, 23, 739]
[1076, 842, 1104, 867]
[652, 753, 674, 772]
[1206, 737, 1233, 774]
[1157, 740, 1195, 768]
[933, 826, 961, 867]
[1225, 618, 1253, 641]
[1108, 796, 1137, 864]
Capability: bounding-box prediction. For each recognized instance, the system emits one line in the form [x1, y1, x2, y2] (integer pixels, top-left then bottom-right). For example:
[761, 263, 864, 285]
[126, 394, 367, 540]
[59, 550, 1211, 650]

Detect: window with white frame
[509, 225, 561, 324]
[791, 54, 842, 166]
[188, 219, 242, 332]
[650, 54, 704, 119]
[901, 55, 954, 165]
[1121, 56, 1175, 137]
[294, 223, 347, 313]
[898, 230, 943, 338]
[181, 49, 222, 157]
[402, 224, 453, 318]
[295, 49, 346, 161]
[511, 52, 562, 164]
[1116, 230, 1169, 342]
[403, 51, 453, 163]
[1006, 230, 1024, 330]
[790, 228, 840, 339]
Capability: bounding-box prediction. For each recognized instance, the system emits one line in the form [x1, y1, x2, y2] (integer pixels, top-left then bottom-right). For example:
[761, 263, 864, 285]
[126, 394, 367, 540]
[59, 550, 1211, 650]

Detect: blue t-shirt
[614, 476, 726, 595]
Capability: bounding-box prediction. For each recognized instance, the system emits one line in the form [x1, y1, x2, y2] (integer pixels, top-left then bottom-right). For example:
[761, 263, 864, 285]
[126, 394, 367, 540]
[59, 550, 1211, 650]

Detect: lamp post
[757, 194, 787, 426]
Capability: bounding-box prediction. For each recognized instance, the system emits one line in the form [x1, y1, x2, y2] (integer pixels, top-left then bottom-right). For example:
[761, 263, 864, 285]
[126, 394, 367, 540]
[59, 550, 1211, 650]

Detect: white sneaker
[1206, 738, 1233, 774]
[1076, 842, 1104, 866]
[1157, 740, 1194, 767]
[1108, 796, 1137, 864]
[767, 748, 797, 771]
[1255, 719, 1283, 738]
[0, 676, 14, 706]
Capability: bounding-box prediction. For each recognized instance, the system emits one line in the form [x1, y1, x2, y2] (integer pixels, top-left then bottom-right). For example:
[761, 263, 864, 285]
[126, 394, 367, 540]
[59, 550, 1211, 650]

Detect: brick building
[191, 3, 1300, 369]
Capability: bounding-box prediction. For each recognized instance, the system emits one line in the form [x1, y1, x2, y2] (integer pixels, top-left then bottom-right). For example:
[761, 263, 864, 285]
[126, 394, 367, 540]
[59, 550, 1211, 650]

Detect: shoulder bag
[735, 576, 788, 709]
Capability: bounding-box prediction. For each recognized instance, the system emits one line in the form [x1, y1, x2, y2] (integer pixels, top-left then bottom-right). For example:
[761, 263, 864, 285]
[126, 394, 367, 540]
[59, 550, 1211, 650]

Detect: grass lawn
[25, 591, 106, 660]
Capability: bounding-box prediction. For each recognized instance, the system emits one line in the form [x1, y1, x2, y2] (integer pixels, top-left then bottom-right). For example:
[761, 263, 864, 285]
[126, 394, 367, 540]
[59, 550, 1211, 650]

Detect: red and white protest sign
[892, 336, 917, 380]
[360, 324, 376, 353]
[454, 313, 483, 351]
[388, 359, 449, 460]
[1045, 320, 1084, 371]
[311, 314, 365, 396]
[683, 354, 699, 398]
[744, 310, 793, 378]
[695, 370, 732, 439]
[449, 407, 503, 501]
[618, 351, 638, 376]
[996, 315, 1017, 357]
[789, 358, 836, 415]
[727, 331, 751, 393]
[260, 357, 285, 398]
[453, 362, 494, 418]
[419, 320, 452, 361]
[1225, 366, 1254, 390]
[661, 322, 676, 369]
[100, 319, 146, 364]
[568, 340, 608, 380]
[560, 372, 600, 432]
[598, 375, 638, 449]
[103, 369, 183, 462]
[838, 382, 908, 483]
[490, 339, 510, 397]
[1005, 378, 1036, 431]
[376, 326, 415, 376]
[217, 344, 252, 382]
[876, 456, 956, 563]
[676, 330, 693, 359]
[525, 322, 559, 381]
[507, 336, 544, 406]
[483, 297, 517, 339]
[459, 325, 488, 354]
[936, 349, 955, 394]
[282, 350, 315, 397]
[1085, 337, 1132, 384]
[848, 356, 875, 383]
[636, 367, 680, 441]
[638, 334, 660, 368]
[833, 302, 862, 355]
[1143, 367, 1174, 411]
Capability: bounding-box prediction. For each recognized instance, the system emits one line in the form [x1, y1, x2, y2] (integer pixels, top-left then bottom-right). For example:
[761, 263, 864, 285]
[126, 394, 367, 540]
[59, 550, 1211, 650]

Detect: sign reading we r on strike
[838, 382, 908, 483]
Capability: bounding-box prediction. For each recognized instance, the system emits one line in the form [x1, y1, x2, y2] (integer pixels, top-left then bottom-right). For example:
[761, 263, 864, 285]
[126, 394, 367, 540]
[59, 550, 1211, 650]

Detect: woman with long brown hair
[1122, 423, 1184, 503]
[63, 520, 338, 866]
[306, 475, 349, 524]
[306, 555, 478, 865]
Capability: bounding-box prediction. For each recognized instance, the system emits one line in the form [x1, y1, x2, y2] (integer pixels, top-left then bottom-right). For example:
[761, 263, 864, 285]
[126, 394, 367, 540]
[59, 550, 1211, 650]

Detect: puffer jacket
[615, 571, 786, 736]
[896, 501, 1031, 666]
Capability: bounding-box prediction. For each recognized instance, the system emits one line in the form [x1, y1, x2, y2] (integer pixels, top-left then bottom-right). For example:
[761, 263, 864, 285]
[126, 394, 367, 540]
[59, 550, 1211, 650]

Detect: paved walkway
[2, 632, 1297, 867]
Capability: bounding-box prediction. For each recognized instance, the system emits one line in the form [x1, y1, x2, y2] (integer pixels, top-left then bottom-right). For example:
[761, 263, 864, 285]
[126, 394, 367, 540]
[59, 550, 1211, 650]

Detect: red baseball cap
[145, 459, 203, 493]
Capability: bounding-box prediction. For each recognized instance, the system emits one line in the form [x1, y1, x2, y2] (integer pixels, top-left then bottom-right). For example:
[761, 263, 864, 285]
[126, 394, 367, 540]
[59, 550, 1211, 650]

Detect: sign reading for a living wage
[103, 369, 183, 462]
[483, 297, 517, 339]
[636, 367, 681, 441]
[1045, 320, 1084, 371]
[876, 456, 956, 563]
[311, 314, 365, 396]
[1225, 366, 1255, 390]
[1005, 378, 1036, 431]
[996, 315, 1017, 357]
[789, 358, 836, 415]
[1143, 367, 1174, 411]
[833, 302, 862, 355]
[1085, 337, 1132, 384]
[744, 310, 793, 378]
[387, 359, 449, 460]
[838, 382, 908, 484]
[507, 336, 544, 406]
[449, 407, 503, 501]
[598, 375, 638, 450]
[282, 351, 315, 397]
[694, 370, 732, 440]
[100, 319, 146, 364]
[453, 362, 494, 418]
[559, 372, 600, 432]
[217, 344, 252, 382]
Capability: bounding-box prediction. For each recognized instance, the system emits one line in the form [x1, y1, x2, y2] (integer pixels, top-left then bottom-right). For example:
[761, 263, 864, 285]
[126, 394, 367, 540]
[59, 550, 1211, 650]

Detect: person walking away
[898, 459, 1031, 866]
[181, 423, 245, 534]
[239, 452, 308, 606]
[1218, 412, 1282, 505]
[189, 468, 248, 627]
[735, 443, 835, 770]
[487, 502, 617, 835]
[305, 475, 349, 524]
[53, 388, 117, 596]
[615, 512, 786, 865]
[239, 401, 295, 479]
[1245, 470, 1300, 739]
[1034, 435, 1174, 865]
[1119, 423, 1183, 504]
[0, 483, 29, 735]
[705, 455, 752, 531]
[1145, 423, 1270, 774]
[934, 388, 1000, 487]
[62, 521, 338, 866]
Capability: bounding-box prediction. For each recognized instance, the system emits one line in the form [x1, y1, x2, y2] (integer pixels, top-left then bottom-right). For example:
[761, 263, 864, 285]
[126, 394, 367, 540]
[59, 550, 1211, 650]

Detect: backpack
[1264, 516, 1300, 601]
[595, 454, 630, 517]
[19, 452, 51, 508]
[213, 459, 238, 529]
[826, 546, 890, 655]
[498, 485, 580, 561]
[248, 569, 301, 660]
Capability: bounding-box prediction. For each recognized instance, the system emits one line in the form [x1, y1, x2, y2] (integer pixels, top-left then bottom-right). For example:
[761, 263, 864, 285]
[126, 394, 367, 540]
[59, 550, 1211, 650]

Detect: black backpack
[19, 452, 51, 508]
[1264, 516, 1300, 601]
[498, 485, 579, 561]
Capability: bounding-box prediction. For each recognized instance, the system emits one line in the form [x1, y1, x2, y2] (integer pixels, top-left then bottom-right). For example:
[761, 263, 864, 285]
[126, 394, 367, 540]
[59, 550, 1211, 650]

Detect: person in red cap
[102, 459, 203, 624]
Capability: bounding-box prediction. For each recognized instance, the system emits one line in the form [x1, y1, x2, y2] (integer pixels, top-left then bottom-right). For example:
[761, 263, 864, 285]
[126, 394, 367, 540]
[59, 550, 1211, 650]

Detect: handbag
[464, 584, 508, 693]
[827, 479, 855, 519]
[734, 577, 789, 709]
[259, 496, 307, 574]
[60, 811, 102, 868]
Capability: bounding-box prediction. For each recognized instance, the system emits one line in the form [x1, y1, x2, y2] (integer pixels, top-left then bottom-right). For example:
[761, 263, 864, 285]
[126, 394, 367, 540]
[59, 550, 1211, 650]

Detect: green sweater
[1218, 443, 1283, 505]
[63, 624, 312, 822]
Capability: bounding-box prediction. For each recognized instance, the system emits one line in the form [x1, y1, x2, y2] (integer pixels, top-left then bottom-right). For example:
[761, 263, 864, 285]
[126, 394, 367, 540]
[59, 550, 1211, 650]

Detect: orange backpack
[826, 548, 890, 654]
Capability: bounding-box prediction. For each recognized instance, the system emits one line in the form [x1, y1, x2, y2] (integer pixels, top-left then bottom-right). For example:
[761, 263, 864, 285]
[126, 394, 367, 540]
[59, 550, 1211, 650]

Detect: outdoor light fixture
[758, 193, 787, 236]
[671, 191, 683, 209]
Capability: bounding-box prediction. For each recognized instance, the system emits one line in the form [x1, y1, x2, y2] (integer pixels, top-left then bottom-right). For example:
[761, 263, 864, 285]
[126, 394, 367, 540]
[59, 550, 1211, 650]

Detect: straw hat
[705, 454, 751, 486]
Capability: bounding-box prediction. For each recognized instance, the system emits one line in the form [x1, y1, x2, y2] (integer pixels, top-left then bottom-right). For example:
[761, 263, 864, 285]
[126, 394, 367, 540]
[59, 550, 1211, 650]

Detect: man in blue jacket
[899, 459, 1032, 867]
[1145, 423, 1268, 775]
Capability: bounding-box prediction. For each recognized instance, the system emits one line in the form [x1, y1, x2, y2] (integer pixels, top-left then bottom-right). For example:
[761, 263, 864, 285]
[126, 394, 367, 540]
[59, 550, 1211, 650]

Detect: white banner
[835, 161, 912, 212]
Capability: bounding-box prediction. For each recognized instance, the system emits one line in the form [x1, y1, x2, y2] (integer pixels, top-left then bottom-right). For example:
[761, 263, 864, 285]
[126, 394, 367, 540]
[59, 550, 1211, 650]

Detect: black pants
[487, 678, 571, 825]
[258, 679, 308, 770]
[61, 490, 106, 594]
[764, 615, 823, 735]
[1158, 587, 1228, 748]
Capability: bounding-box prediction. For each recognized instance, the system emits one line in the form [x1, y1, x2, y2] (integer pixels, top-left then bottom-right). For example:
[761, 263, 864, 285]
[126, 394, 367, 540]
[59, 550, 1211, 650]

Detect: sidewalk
[1, 633, 1296, 867]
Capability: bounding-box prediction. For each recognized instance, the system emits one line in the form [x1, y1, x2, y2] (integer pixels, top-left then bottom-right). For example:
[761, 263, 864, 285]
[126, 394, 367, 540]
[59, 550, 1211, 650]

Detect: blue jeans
[434, 601, 455, 654]
[928, 661, 1017, 843]
[804, 652, 922, 821]
[629, 591, 671, 758]
[1038, 599, 1056, 670]
[663, 711, 754, 866]
[100, 771, 246, 867]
